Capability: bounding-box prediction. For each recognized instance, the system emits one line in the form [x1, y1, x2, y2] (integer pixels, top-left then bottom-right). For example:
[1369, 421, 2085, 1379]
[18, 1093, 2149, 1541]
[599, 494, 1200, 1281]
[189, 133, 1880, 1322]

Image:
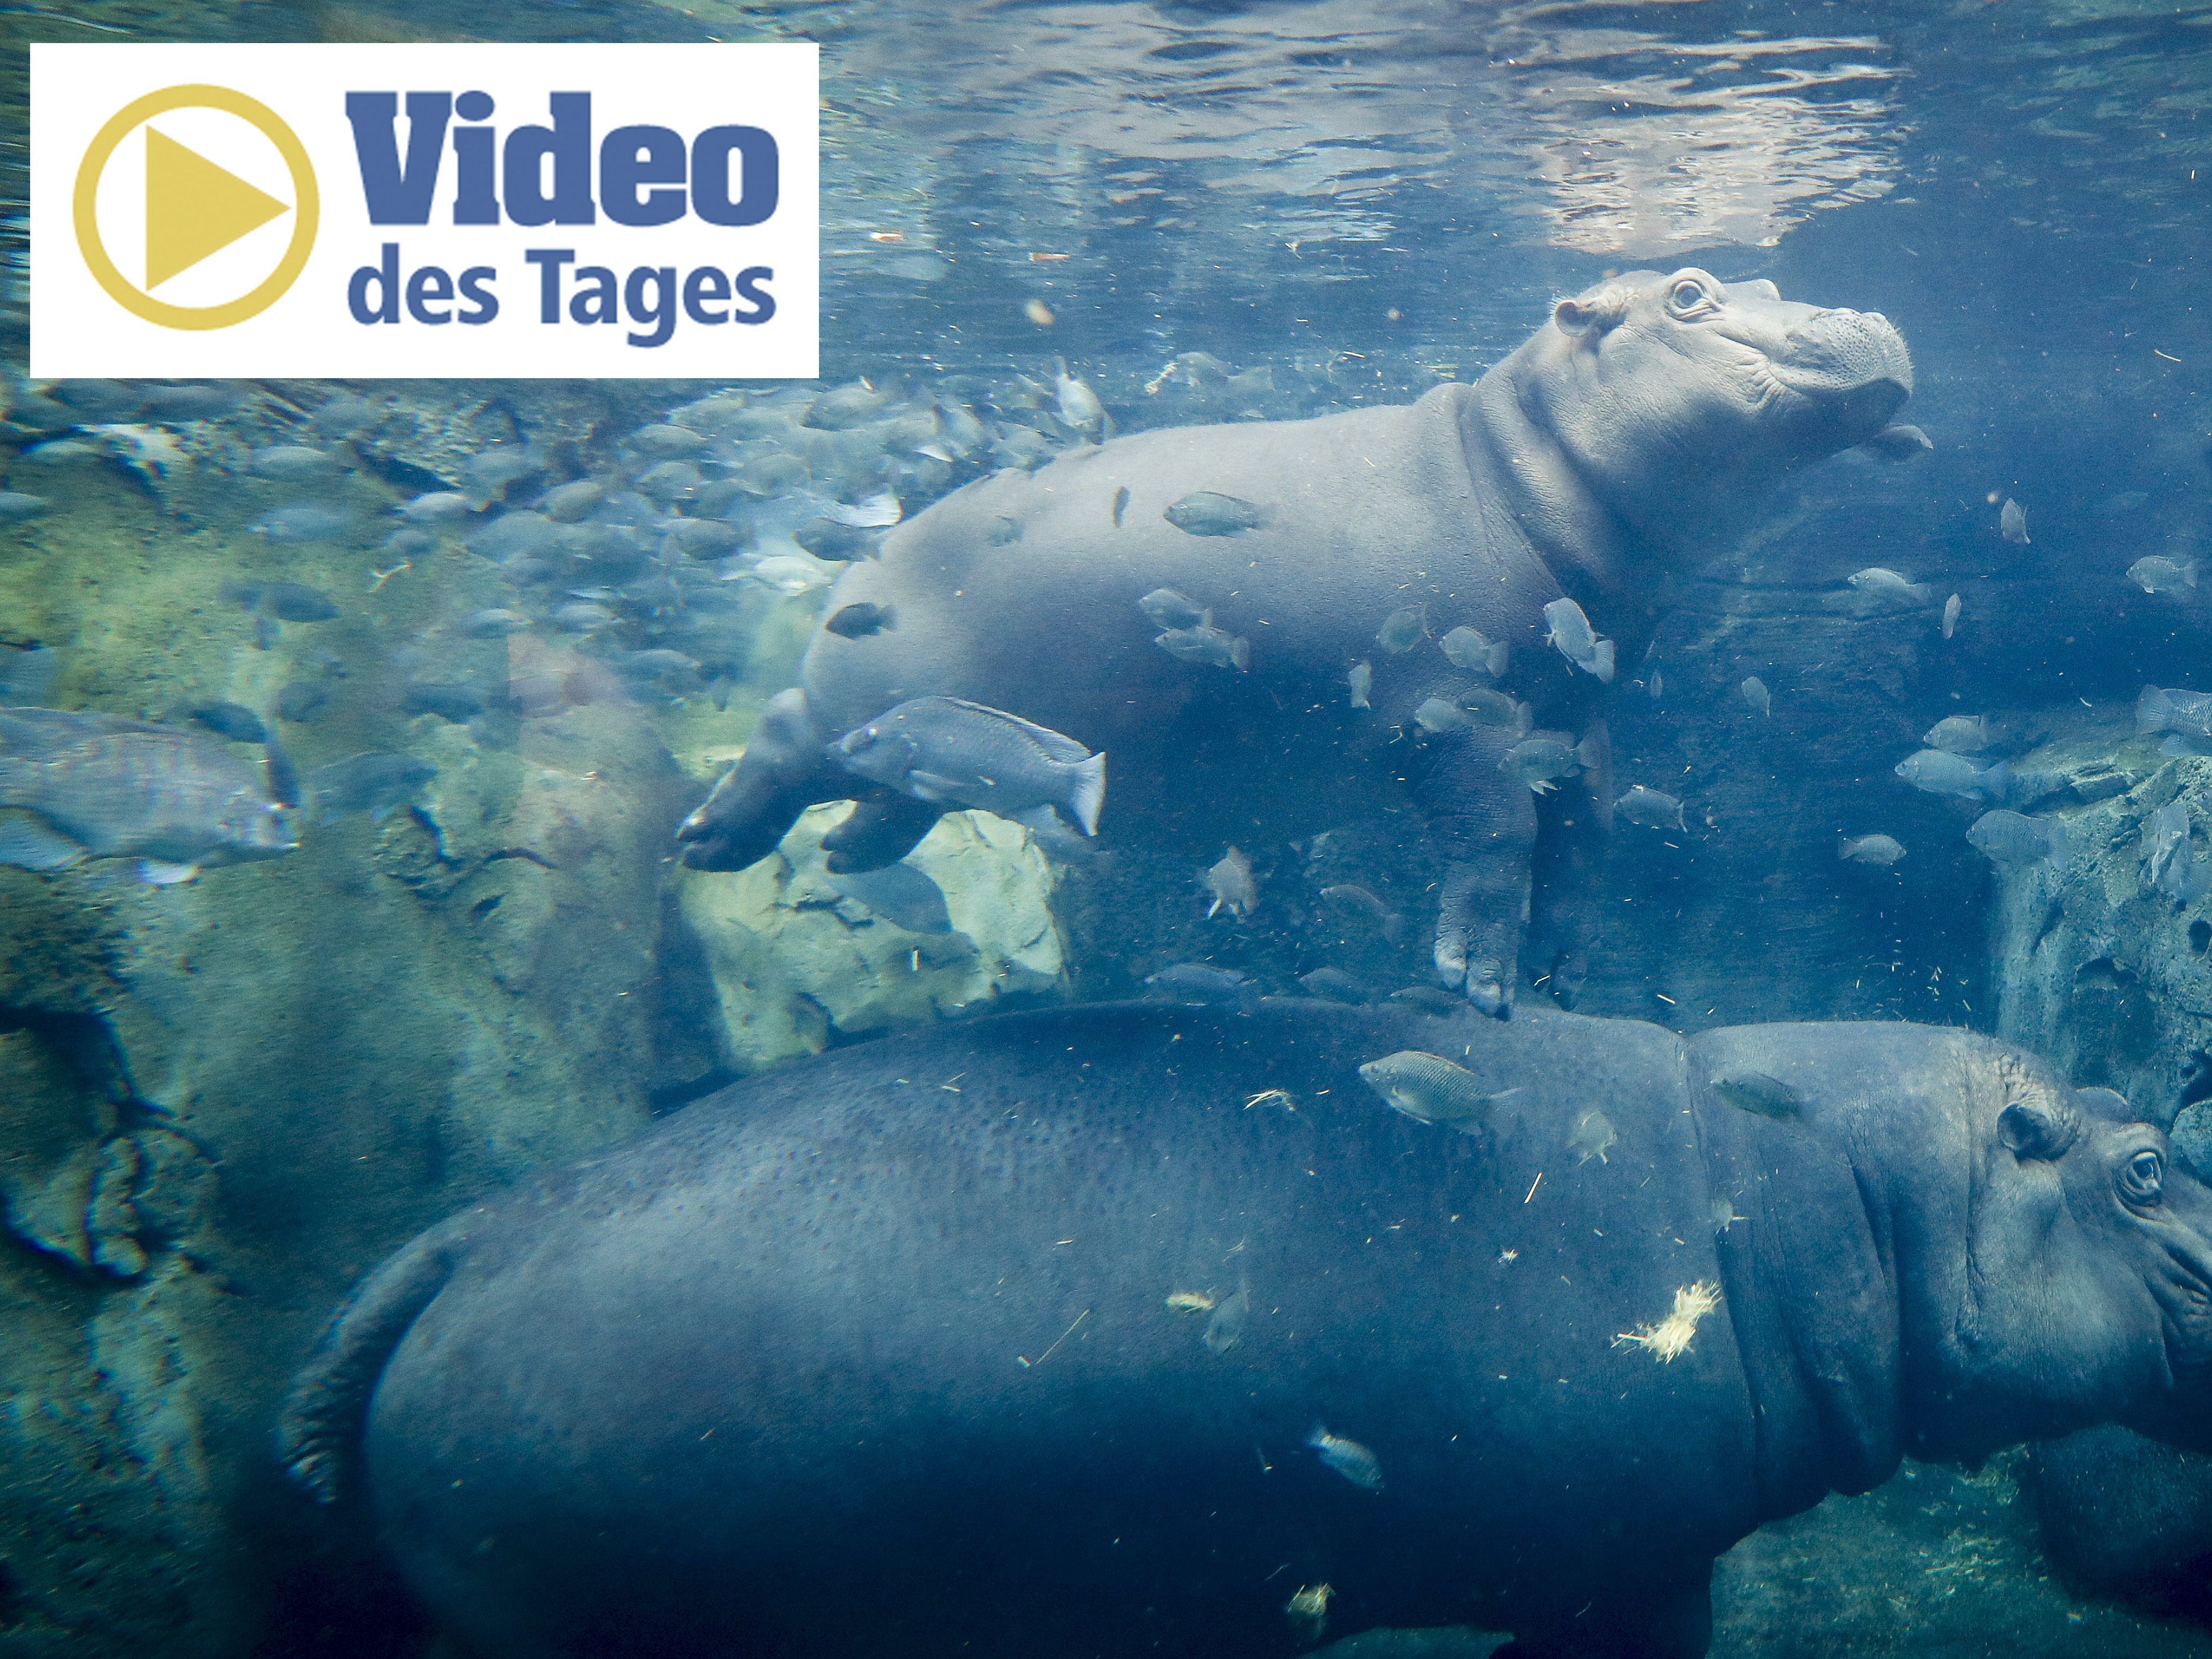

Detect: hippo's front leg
[1528, 737, 1613, 1009]
[1413, 727, 1536, 1017]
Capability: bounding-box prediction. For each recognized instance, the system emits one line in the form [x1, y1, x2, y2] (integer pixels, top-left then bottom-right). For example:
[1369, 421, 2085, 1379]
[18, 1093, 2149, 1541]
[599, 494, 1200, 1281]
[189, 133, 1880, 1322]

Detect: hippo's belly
[361, 1004, 1760, 1659]
[795, 387, 1559, 841]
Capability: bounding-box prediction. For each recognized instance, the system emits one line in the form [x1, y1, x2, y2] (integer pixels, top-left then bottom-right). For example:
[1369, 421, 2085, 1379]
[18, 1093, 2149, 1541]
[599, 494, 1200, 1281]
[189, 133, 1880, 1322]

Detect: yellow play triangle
[143, 126, 288, 291]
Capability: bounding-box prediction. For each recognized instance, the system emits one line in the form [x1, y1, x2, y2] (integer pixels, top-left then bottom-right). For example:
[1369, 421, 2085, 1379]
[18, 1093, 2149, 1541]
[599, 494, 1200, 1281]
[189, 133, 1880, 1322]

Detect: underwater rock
[678, 801, 1066, 1074]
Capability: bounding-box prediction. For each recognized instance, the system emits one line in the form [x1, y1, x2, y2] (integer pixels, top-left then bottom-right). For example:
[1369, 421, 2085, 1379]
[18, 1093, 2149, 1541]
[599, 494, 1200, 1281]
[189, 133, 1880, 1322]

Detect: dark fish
[0, 644, 60, 706]
[1142, 963, 1250, 1003]
[825, 602, 894, 639]
[1112, 486, 1130, 528]
[834, 696, 1106, 835]
[1163, 491, 1264, 536]
[0, 490, 50, 523]
[0, 708, 296, 878]
[463, 608, 527, 639]
[264, 735, 303, 809]
[1710, 1068, 1803, 1120]
[401, 682, 487, 723]
[137, 382, 244, 422]
[829, 861, 953, 935]
[1155, 623, 1250, 672]
[304, 752, 437, 824]
[276, 681, 332, 723]
[189, 701, 269, 743]
[264, 582, 339, 623]
[1298, 967, 1375, 1005]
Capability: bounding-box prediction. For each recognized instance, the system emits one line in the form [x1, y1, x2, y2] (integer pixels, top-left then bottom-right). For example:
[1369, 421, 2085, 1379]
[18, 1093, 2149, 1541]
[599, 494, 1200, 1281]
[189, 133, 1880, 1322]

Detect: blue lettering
[624, 267, 677, 346]
[453, 124, 499, 225]
[690, 127, 778, 227]
[569, 264, 618, 324]
[457, 267, 499, 324]
[504, 92, 597, 227]
[732, 265, 776, 324]
[348, 93, 451, 226]
[405, 264, 454, 324]
[601, 126, 688, 228]
[681, 265, 729, 324]
[525, 248, 575, 322]
[348, 242, 402, 323]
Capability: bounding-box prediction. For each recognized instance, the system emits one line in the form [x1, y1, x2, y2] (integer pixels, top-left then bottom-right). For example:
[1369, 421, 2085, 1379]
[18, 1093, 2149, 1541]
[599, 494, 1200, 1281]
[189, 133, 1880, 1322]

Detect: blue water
[4, 2, 2212, 1656]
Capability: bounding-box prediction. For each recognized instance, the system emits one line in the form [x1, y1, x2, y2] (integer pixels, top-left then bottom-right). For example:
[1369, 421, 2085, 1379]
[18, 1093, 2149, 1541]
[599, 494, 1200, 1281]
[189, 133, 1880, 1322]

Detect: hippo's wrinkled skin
[281, 1000, 2212, 1659]
[676, 270, 1916, 1014]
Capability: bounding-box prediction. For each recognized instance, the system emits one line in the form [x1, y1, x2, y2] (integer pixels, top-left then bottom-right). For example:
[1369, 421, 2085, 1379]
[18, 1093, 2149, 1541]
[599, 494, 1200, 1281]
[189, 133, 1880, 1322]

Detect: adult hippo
[677, 270, 1918, 1013]
[280, 999, 2212, 1659]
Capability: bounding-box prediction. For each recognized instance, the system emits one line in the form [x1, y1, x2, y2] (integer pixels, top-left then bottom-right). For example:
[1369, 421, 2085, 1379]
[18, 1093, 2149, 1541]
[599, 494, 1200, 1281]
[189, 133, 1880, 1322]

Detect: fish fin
[1230, 637, 1250, 672]
[1592, 639, 1615, 683]
[1207, 897, 1222, 919]
[2190, 562, 2201, 589]
[0, 816, 84, 870]
[905, 769, 967, 805]
[935, 697, 1094, 763]
[1487, 644, 1509, 678]
[136, 860, 199, 886]
[1070, 751, 1106, 837]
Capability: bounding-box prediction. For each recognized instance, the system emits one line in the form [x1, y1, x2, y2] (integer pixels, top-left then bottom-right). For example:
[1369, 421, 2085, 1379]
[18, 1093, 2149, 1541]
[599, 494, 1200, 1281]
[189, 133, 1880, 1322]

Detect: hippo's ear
[1552, 290, 1629, 338]
[1734, 278, 1781, 300]
[2000, 1097, 2083, 1161]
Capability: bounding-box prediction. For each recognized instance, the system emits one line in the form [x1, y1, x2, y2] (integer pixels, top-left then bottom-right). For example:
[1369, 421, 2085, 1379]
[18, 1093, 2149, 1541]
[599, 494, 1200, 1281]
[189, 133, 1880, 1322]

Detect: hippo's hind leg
[822, 792, 943, 873]
[1413, 728, 1537, 1018]
[676, 688, 850, 871]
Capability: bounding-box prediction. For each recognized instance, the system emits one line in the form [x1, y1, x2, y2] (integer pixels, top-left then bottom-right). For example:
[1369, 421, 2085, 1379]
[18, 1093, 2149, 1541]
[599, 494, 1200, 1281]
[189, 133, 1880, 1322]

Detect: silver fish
[1440, 625, 1509, 678]
[1615, 785, 1686, 831]
[1568, 1108, 1617, 1165]
[1942, 592, 1961, 639]
[1499, 732, 1601, 794]
[1357, 1050, 1519, 1130]
[1164, 491, 1263, 536]
[1309, 1425, 1383, 1491]
[1055, 365, 1106, 434]
[1968, 809, 2067, 868]
[1205, 847, 1257, 918]
[1139, 588, 1210, 630]
[399, 489, 473, 526]
[824, 490, 902, 529]
[1203, 1280, 1250, 1354]
[539, 479, 606, 522]
[1845, 568, 1926, 608]
[1348, 661, 1372, 710]
[1741, 676, 1771, 717]
[1895, 749, 2011, 802]
[1156, 624, 1250, 672]
[1376, 605, 1428, 654]
[1413, 696, 1466, 733]
[2144, 800, 2191, 891]
[2000, 498, 2029, 545]
[834, 696, 1106, 835]
[2131, 556, 2195, 594]
[0, 709, 296, 879]
[249, 444, 344, 483]
[628, 423, 709, 458]
[1838, 834, 1906, 865]
[1542, 597, 1614, 682]
[1459, 687, 1531, 733]
[1923, 714, 1994, 754]
[803, 382, 892, 430]
[2139, 685, 2212, 740]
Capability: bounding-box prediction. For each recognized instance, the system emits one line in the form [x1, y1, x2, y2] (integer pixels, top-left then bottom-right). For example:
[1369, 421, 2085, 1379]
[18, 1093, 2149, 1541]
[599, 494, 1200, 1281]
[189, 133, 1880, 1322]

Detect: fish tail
[1307, 1424, 1330, 1451]
[1230, 637, 1250, 673]
[1592, 639, 1615, 683]
[1070, 752, 1107, 838]
[2139, 686, 2173, 734]
[1981, 760, 2014, 804]
[1487, 644, 1508, 678]
[2190, 561, 2201, 589]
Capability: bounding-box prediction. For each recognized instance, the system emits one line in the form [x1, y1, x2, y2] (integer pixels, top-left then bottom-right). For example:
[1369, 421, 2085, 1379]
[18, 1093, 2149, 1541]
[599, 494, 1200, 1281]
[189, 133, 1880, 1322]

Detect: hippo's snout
[1772, 310, 1914, 425]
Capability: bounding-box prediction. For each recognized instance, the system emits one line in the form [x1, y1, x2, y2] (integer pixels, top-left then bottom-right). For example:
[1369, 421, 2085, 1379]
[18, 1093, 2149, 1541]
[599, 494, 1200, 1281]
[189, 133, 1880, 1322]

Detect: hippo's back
[337, 1002, 1758, 1658]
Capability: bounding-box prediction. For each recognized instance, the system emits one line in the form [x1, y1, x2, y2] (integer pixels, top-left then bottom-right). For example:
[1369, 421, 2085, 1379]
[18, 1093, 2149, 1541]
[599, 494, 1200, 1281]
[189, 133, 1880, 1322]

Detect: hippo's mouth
[1764, 309, 1914, 439]
[2152, 1225, 2212, 1379]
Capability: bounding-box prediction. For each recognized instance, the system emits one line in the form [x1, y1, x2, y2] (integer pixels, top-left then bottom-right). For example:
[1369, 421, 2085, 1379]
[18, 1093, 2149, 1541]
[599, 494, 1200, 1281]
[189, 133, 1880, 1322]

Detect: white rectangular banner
[30, 41, 819, 378]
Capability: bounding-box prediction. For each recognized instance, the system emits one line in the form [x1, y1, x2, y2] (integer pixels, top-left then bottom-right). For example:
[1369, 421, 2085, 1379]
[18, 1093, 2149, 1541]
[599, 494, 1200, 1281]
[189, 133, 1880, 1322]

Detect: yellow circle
[72, 84, 319, 331]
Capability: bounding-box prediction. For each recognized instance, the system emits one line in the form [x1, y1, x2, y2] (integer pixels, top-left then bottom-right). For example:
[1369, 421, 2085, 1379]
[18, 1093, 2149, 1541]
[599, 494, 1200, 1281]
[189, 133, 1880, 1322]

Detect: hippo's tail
[276, 1212, 471, 1504]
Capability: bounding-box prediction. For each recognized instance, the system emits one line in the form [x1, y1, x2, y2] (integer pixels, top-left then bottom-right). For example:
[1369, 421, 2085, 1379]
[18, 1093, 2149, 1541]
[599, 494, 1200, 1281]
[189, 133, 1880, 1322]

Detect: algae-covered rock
[681, 801, 1067, 1074]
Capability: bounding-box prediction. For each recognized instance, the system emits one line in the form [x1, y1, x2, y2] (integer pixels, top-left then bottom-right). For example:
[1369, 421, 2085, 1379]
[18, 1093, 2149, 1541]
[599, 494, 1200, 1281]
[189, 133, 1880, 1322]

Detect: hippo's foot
[675, 688, 845, 871]
[1435, 859, 1526, 1020]
[823, 794, 943, 874]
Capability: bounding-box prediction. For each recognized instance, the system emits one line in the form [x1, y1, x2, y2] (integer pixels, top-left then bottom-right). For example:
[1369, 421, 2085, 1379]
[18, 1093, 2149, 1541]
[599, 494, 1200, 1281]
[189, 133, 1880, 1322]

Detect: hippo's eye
[2121, 1149, 2165, 1206]
[1668, 279, 1712, 315]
